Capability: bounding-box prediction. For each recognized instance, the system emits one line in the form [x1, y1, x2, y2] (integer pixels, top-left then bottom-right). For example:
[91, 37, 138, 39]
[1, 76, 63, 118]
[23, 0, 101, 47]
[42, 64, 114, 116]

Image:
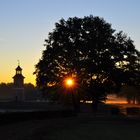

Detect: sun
[65, 78, 74, 87]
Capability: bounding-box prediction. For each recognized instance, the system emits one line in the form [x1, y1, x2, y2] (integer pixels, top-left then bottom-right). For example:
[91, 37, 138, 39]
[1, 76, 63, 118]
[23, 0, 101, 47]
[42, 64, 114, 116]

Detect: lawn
[0, 114, 140, 140]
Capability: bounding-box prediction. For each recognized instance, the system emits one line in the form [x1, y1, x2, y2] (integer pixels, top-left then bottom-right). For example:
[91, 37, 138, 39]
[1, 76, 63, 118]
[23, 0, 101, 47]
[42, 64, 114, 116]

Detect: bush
[110, 107, 120, 115]
[126, 107, 140, 116]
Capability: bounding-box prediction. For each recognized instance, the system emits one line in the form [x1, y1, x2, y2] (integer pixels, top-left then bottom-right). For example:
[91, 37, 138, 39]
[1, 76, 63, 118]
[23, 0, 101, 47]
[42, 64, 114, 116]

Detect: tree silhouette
[35, 15, 140, 111]
[0, 83, 37, 100]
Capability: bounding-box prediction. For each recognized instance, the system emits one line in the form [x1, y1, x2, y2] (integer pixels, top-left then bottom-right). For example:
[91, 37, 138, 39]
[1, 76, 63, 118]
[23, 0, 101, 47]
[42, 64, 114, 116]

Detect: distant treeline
[0, 83, 40, 100]
[0, 83, 139, 104]
[118, 86, 140, 104]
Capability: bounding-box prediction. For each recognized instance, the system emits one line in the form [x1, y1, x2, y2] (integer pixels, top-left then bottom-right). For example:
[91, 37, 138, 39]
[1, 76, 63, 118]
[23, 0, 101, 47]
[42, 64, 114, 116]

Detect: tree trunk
[92, 98, 98, 114]
[72, 91, 80, 113]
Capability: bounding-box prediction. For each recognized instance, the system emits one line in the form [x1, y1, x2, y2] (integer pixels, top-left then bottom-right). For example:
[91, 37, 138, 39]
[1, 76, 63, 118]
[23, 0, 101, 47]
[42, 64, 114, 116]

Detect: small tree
[35, 15, 140, 111]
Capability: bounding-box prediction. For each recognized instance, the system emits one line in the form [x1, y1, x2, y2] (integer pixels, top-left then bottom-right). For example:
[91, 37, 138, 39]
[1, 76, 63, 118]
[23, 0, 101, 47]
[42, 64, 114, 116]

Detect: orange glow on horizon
[0, 71, 36, 86]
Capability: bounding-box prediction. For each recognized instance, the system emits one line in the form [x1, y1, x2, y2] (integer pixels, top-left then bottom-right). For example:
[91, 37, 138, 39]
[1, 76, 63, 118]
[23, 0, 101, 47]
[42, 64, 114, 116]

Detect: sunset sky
[0, 0, 140, 85]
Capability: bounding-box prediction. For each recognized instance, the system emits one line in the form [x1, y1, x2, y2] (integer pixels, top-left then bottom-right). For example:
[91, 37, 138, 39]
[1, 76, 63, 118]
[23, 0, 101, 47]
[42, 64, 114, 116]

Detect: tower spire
[13, 63, 25, 87]
[18, 60, 20, 66]
[13, 62, 25, 101]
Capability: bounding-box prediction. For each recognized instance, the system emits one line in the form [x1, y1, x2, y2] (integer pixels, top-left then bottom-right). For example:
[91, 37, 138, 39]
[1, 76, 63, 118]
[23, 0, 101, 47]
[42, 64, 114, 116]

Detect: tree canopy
[35, 15, 140, 104]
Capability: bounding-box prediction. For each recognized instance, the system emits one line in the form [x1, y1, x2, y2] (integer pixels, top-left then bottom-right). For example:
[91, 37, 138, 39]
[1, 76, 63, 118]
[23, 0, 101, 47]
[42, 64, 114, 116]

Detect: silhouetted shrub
[110, 107, 120, 115]
[126, 107, 140, 115]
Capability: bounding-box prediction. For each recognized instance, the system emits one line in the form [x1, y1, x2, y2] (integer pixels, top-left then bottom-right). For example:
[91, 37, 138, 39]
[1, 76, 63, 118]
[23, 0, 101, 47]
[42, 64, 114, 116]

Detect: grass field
[0, 102, 140, 140]
[0, 114, 140, 140]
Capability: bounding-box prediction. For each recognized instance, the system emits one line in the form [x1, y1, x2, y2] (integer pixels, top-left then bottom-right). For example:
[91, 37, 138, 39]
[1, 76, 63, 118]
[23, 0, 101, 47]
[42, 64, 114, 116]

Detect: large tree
[35, 15, 140, 110]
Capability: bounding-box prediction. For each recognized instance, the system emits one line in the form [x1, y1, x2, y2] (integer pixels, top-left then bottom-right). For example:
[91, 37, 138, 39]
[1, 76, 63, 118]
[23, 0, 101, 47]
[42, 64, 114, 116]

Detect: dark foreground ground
[0, 102, 140, 140]
[0, 113, 140, 140]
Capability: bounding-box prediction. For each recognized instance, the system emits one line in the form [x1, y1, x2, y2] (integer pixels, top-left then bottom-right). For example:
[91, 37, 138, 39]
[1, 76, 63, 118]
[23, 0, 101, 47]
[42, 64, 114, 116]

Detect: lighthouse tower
[13, 63, 25, 101]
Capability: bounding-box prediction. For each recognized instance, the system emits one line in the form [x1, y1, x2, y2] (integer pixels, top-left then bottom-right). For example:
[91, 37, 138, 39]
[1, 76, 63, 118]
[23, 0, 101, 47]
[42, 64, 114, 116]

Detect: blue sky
[0, 0, 140, 84]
